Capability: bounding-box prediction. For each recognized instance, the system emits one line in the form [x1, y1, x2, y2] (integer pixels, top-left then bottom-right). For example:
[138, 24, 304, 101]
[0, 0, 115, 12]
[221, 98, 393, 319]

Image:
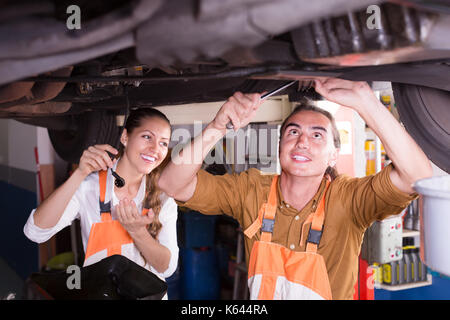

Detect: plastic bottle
[403, 204, 413, 230]
[418, 250, 428, 281]
[397, 255, 405, 284]
[383, 261, 398, 285]
[372, 263, 383, 285]
[412, 200, 420, 231]
[365, 140, 376, 176]
[411, 248, 420, 282]
[381, 94, 392, 112]
[403, 248, 413, 283]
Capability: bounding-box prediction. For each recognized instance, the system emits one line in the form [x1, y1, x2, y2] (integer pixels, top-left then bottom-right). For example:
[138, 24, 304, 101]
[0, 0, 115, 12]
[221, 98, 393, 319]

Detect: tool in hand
[107, 151, 126, 188]
[226, 80, 298, 130]
[111, 170, 125, 188]
[108, 86, 130, 189]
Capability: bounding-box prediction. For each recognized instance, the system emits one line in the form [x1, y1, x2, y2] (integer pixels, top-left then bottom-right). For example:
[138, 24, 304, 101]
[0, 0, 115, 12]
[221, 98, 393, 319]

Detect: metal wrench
[225, 80, 297, 130]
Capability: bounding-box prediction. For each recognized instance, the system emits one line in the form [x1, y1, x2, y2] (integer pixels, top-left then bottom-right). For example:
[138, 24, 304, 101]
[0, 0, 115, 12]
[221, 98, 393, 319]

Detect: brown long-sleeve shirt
[176, 163, 417, 299]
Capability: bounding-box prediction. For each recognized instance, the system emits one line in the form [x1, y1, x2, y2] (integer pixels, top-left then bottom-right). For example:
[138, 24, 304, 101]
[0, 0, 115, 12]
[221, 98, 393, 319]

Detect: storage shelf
[375, 274, 432, 291]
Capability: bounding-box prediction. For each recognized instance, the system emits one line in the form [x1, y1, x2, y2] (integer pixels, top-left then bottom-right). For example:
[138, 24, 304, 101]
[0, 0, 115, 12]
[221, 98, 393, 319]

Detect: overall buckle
[99, 201, 111, 214]
[261, 218, 275, 233]
[307, 227, 323, 245]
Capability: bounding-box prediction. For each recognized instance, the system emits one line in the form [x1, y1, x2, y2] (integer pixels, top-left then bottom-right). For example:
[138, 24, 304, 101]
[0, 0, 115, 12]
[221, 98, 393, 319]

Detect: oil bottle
[397, 254, 405, 284]
[403, 247, 414, 283]
[383, 261, 398, 285]
[411, 247, 420, 282]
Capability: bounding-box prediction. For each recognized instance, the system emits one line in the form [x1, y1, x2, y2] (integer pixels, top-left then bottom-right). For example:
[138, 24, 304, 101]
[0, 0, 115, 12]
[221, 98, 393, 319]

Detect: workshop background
[0, 82, 449, 300]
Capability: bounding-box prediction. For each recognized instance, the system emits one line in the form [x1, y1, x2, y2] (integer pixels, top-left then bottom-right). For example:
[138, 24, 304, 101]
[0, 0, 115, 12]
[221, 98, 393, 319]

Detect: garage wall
[0, 119, 39, 280]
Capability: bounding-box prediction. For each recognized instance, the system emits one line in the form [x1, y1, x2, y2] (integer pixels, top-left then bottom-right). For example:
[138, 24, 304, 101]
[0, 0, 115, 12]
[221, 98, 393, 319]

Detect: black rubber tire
[392, 83, 450, 173]
[48, 110, 122, 164]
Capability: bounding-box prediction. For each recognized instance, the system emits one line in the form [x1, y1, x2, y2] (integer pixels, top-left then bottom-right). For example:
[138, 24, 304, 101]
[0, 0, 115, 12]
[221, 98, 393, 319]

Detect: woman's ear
[120, 129, 128, 147]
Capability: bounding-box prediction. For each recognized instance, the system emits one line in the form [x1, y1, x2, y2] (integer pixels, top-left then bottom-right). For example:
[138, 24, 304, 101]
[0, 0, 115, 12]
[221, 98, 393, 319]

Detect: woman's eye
[160, 141, 168, 147]
[143, 135, 151, 140]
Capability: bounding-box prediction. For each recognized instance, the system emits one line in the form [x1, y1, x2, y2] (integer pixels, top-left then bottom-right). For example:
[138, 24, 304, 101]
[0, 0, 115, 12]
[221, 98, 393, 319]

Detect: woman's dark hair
[117, 108, 171, 238]
[280, 103, 341, 180]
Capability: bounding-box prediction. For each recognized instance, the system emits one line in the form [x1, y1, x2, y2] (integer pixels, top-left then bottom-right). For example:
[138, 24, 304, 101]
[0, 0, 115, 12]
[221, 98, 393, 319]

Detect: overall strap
[98, 170, 112, 222]
[244, 175, 278, 242]
[261, 175, 278, 242]
[305, 180, 330, 253]
[99, 169, 150, 221]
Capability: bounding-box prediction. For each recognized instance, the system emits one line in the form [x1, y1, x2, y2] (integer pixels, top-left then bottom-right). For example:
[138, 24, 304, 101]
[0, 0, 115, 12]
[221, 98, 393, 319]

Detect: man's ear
[120, 129, 128, 147]
[329, 148, 339, 167]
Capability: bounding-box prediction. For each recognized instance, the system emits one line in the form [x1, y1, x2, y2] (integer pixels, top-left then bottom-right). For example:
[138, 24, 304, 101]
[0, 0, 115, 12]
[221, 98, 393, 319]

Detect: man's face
[279, 110, 338, 178]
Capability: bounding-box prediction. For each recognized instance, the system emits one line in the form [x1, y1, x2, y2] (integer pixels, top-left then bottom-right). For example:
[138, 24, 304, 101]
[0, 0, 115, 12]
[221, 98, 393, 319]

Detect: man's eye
[313, 132, 322, 139]
[288, 129, 299, 135]
[143, 135, 151, 139]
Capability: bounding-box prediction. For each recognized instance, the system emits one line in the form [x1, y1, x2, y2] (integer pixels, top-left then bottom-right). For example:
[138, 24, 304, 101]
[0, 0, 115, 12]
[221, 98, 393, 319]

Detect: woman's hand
[211, 91, 263, 131]
[116, 198, 154, 237]
[116, 198, 170, 273]
[77, 144, 118, 177]
[314, 78, 378, 113]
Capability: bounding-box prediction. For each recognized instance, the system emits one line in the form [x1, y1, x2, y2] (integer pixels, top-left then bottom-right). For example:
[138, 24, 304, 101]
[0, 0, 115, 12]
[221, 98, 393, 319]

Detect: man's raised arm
[314, 78, 432, 194]
[158, 92, 262, 202]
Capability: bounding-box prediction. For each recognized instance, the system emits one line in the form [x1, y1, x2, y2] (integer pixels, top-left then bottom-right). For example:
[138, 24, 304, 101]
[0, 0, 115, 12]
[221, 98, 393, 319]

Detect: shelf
[403, 229, 420, 238]
[375, 274, 432, 291]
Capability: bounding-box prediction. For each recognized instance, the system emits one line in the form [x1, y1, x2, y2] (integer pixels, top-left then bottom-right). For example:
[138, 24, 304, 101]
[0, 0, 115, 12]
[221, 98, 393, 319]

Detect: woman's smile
[141, 153, 157, 164]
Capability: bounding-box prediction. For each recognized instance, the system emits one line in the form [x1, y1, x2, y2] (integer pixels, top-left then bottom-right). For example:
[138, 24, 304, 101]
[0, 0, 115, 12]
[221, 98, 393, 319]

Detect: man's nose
[295, 134, 309, 149]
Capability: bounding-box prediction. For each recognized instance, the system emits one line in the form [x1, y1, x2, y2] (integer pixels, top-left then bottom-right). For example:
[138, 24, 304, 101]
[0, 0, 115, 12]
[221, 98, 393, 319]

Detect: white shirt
[24, 164, 179, 281]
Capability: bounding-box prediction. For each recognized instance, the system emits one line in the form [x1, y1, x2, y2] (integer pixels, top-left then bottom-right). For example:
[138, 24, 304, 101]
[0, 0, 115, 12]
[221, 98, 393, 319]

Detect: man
[158, 78, 432, 299]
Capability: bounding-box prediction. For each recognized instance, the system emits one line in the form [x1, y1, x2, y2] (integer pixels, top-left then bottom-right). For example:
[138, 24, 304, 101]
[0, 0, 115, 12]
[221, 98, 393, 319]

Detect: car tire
[392, 83, 450, 173]
[48, 110, 122, 164]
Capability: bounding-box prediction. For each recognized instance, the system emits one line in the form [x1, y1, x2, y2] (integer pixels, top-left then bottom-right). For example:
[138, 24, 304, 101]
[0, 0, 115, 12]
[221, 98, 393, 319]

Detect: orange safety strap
[261, 176, 278, 242]
[98, 170, 112, 222]
[305, 181, 330, 253]
[98, 169, 149, 221]
[243, 203, 266, 239]
[243, 176, 278, 242]
[265, 175, 278, 215]
[99, 170, 108, 204]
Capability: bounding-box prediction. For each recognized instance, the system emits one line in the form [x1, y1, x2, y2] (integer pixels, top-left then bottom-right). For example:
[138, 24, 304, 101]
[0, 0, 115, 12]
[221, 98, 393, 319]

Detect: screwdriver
[226, 80, 297, 130]
[107, 151, 126, 188]
[111, 170, 125, 188]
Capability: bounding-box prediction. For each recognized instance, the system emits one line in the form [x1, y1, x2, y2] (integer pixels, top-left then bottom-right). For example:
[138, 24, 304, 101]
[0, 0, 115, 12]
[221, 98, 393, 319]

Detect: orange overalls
[84, 170, 150, 265]
[244, 175, 332, 300]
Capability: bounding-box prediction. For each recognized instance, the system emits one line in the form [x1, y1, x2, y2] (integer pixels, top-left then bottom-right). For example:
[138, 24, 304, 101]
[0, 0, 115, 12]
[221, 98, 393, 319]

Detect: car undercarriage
[0, 0, 449, 171]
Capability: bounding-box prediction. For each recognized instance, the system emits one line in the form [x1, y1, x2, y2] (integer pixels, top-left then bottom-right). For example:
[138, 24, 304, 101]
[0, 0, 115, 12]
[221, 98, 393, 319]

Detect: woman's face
[121, 116, 171, 175]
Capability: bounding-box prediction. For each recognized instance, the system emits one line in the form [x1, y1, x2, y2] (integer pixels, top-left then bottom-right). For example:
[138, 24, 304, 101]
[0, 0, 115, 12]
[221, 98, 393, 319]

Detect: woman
[24, 108, 178, 292]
